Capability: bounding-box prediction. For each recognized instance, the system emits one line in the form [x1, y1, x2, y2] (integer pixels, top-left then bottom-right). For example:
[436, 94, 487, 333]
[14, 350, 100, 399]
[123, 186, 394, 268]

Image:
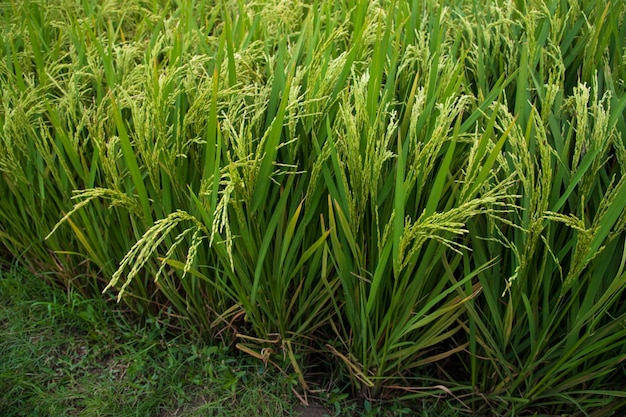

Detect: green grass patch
[0, 266, 295, 416]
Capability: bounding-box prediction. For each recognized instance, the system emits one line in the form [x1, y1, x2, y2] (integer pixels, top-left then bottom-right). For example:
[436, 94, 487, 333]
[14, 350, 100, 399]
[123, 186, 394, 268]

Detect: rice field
[1, 0, 625, 414]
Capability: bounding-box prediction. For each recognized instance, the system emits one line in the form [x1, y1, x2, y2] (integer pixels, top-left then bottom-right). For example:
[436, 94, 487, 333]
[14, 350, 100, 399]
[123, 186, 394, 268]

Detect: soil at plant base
[293, 404, 332, 417]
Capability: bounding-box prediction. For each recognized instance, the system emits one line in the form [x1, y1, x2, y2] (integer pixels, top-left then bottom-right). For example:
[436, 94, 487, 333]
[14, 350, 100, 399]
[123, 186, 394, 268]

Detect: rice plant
[1, 0, 625, 414]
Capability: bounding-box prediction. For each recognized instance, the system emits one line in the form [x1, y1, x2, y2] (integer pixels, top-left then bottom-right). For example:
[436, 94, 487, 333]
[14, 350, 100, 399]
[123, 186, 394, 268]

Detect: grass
[0, 265, 458, 416]
[1, 0, 625, 415]
[0, 266, 295, 416]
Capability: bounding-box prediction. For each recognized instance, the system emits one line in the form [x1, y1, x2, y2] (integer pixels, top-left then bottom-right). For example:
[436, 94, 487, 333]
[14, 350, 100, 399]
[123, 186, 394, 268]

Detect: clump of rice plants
[1, 0, 625, 414]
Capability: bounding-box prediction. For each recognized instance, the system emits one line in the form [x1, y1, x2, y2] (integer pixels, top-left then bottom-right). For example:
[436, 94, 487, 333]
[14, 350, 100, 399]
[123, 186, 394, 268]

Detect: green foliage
[1, 0, 625, 414]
